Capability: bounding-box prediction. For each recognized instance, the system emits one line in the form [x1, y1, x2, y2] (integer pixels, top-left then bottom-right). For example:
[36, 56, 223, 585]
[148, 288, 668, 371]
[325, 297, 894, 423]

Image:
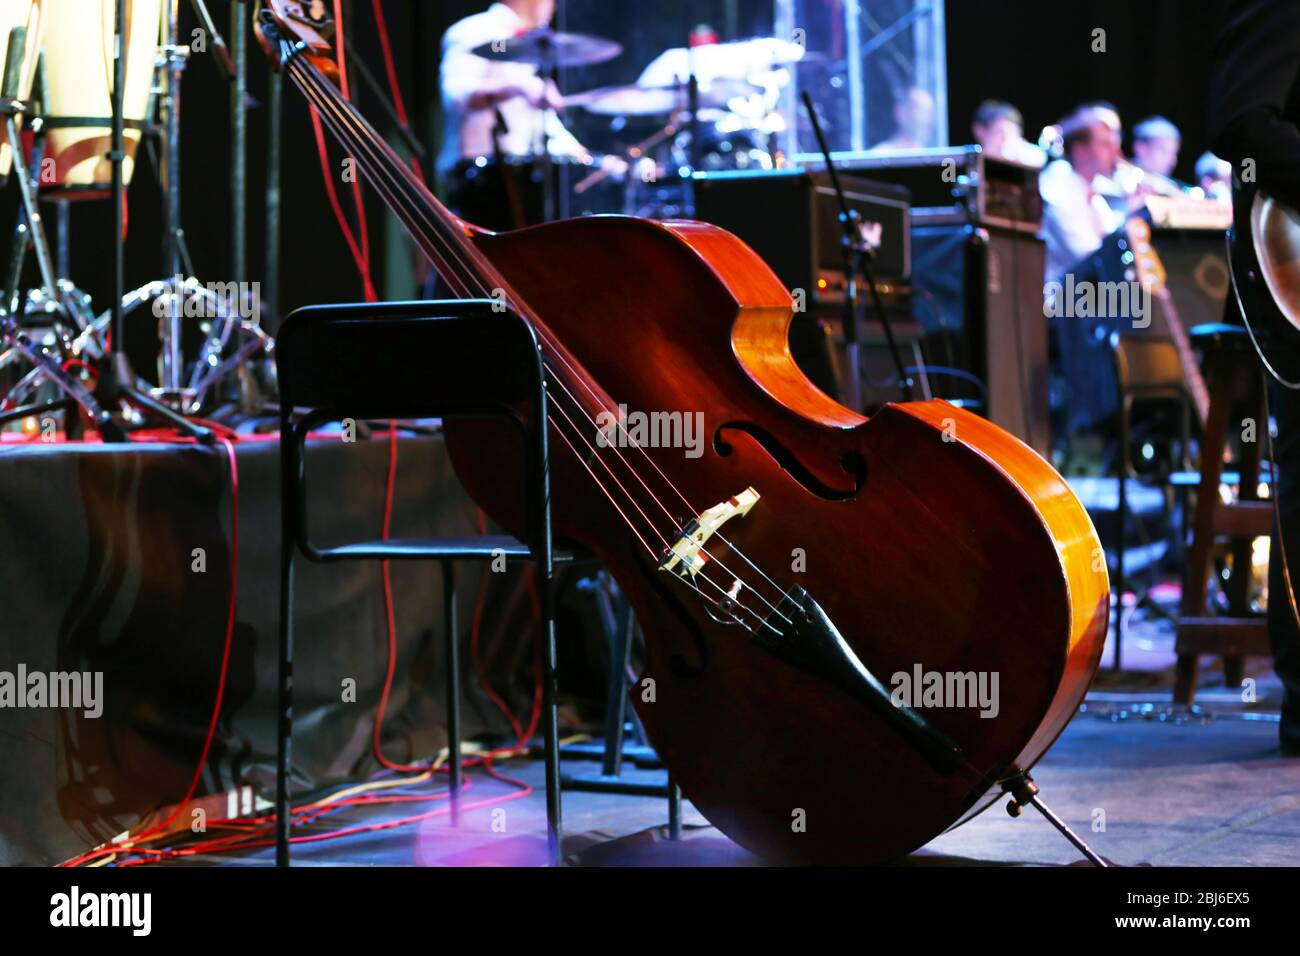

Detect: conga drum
[0, 0, 42, 187]
[39, 0, 160, 200]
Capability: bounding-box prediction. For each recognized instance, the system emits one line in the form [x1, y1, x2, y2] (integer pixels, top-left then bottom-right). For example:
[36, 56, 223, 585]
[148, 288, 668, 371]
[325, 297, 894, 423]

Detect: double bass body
[442, 213, 1110, 865]
[253, 0, 1108, 868]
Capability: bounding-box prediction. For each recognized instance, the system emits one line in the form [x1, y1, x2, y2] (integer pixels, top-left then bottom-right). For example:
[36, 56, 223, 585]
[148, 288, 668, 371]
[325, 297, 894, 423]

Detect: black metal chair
[275, 299, 566, 867]
[1110, 332, 1194, 665]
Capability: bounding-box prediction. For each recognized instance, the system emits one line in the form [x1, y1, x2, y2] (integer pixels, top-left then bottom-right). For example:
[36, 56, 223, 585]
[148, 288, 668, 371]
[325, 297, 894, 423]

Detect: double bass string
[540, 352, 794, 624]
[545, 369, 792, 631]
[546, 398, 769, 635]
[538, 360, 792, 624]
[544, 381, 781, 634]
[285, 47, 792, 631]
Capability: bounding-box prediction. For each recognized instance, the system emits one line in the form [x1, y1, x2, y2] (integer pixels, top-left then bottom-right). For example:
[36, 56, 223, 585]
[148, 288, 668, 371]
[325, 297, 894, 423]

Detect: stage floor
[157, 695, 1300, 867]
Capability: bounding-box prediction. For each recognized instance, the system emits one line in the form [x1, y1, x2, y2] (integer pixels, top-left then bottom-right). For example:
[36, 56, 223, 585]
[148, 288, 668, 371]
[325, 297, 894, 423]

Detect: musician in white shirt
[971, 100, 1047, 168]
[1038, 103, 1142, 282]
[437, 0, 588, 179]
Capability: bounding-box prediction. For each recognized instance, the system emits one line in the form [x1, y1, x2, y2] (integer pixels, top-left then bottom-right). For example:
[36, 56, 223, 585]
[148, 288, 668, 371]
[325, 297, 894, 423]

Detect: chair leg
[276, 533, 295, 866]
[540, 589, 563, 865]
[1173, 652, 1198, 706]
[530, 369, 563, 866]
[441, 560, 461, 827]
[598, 581, 635, 778]
[1224, 655, 1245, 690]
[1115, 399, 1129, 670]
[667, 773, 682, 840]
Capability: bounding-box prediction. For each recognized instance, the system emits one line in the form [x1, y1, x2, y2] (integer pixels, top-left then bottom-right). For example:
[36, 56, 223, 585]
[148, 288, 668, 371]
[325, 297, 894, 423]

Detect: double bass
[256, 1, 1109, 865]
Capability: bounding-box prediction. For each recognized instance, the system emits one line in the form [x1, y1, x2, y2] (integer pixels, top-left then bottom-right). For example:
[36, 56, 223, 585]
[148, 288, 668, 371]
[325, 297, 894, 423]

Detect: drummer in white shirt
[439, 0, 625, 228]
[438, 0, 586, 177]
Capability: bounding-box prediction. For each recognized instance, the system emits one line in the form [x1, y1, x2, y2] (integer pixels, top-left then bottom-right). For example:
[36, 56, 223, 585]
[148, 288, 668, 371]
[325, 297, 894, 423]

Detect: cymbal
[472, 29, 622, 68]
[637, 37, 807, 88]
[567, 79, 759, 117]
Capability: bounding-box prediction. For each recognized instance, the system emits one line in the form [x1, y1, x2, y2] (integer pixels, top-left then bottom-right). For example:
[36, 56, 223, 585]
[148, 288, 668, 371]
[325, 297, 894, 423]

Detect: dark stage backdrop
[945, 0, 1233, 186]
[0, 1, 1233, 336]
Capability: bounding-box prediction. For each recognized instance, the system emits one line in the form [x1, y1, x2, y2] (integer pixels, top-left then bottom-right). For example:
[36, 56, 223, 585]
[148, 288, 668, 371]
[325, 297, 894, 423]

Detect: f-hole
[713, 421, 866, 501]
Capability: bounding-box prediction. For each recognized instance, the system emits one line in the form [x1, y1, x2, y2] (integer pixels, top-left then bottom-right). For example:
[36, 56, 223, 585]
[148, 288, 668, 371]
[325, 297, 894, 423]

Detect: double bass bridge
[657, 487, 760, 580]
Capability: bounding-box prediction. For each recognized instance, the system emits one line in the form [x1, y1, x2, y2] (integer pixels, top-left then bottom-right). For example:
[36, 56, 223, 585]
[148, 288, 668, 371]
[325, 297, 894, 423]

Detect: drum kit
[0, 13, 809, 430]
[465, 27, 811, 221]
[0, 0, 271, 437]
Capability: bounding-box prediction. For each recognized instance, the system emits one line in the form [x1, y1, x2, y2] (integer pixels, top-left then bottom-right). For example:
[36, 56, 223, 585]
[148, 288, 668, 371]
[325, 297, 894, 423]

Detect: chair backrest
[1114, 334, 1188, 395]
[276, 300, 543, 417]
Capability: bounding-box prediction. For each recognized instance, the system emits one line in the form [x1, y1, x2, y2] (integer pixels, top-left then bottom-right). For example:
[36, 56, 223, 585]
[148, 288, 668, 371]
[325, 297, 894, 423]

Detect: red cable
[50, 427, 534, 867]
[90, 739, 538, 864]
[50, 429, 518, 868]
[114, 781, 530, 866]
[61, 435, 241, 867]
[333, 0, 376, 302]
[112, 751, 536, 865]
[370, 0, 406, 126]
[469, 508, 525, 742]
[372, 422, 424, 772]
[62, 359, 99, 381]
[371, 0, 427, 184]
[309, 106, 377, 301]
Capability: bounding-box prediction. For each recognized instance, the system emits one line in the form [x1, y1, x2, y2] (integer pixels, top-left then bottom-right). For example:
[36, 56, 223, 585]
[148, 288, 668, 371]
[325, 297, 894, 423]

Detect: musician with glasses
[1130, 116, 1183, 184]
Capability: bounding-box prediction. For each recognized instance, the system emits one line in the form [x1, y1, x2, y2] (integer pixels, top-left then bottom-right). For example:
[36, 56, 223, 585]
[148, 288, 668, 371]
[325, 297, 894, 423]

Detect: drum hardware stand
[491, 108, 528, 229]
[1, 53, 97, 340]
[91, 0, 212, 443]
[158, 0, 269, 410]
[158, 0, 191, 402]
[74, 279, 274, 415]
[100, 0, 268, 418]
[0, 30, 121, 439]
[573, 118, 680, 216]
[1001, 769, 1110, 867]
[801, 90, 911, 411]
[213, 0, 266, 415]
[686, 45, 702, 214]
[538, 32, 557, 223]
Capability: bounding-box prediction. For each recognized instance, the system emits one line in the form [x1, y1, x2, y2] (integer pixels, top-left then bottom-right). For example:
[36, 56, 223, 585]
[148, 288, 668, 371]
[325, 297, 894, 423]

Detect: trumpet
[1114, 157, 1192, 197]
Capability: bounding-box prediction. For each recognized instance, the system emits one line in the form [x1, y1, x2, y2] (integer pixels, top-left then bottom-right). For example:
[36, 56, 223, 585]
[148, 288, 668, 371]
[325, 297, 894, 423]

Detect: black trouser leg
[1267, 376, 1300, 750]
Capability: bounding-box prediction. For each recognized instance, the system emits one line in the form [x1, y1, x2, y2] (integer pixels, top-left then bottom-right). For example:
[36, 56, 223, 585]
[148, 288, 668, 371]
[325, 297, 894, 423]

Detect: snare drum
[0, 0, 43, 186]
[39, 0, 160, 200]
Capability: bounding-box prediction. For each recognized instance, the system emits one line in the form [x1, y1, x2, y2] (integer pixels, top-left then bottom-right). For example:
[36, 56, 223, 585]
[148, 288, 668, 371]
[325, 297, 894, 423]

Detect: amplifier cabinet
[792, 146, 1042, 233]
[692, 167, 911, 311]
[911, 223, 1051, 456]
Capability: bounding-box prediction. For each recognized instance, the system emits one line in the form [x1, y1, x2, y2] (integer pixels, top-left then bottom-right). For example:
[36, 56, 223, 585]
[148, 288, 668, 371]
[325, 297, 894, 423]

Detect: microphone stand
[686, 38, 701, 216]
[800, 90, 912, 409]
[538, 32, 556, 223]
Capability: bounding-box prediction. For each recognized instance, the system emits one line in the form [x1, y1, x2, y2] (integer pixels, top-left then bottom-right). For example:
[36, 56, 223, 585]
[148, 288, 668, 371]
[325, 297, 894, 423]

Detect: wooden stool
[1174, 324, 1272, 704]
